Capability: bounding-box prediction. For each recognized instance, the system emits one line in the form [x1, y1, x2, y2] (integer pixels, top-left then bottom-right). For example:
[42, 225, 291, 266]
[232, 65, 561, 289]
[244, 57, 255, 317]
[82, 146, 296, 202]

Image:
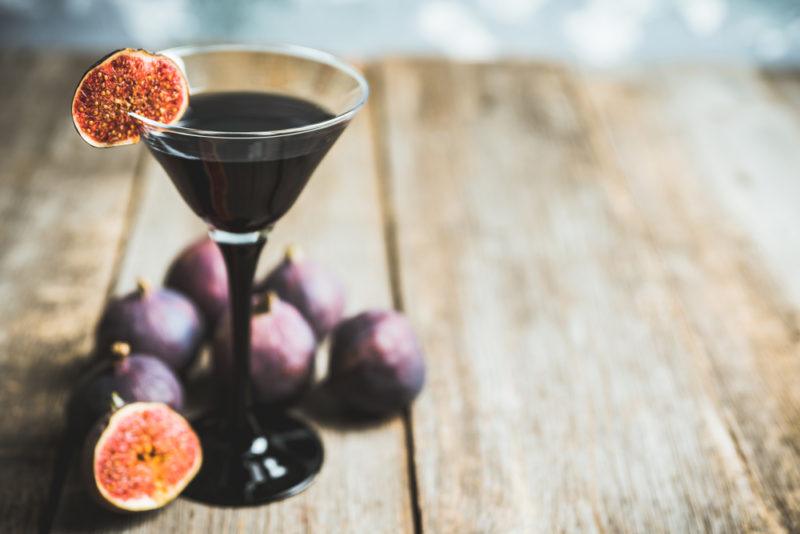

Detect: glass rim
[130, 43, 370, 140]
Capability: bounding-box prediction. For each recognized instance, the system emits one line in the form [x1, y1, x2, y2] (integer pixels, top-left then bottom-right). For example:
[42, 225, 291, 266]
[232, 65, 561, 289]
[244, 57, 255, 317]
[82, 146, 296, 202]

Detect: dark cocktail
[134, 45, 368, 506]
[149, 92, 343, 233]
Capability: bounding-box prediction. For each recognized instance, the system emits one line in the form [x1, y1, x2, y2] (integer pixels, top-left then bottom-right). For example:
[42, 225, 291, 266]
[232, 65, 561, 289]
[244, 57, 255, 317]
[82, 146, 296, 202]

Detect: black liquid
[147, 91, 342, 233]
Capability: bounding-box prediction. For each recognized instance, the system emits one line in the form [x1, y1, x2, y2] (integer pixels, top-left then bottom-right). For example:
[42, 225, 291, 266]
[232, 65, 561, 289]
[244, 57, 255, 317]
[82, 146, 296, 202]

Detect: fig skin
[95, 279, 204, 373]
[68, 343, 184, 435]
[255, 245, 346, 341]
[164, 236, 228, 336]
[328, 310, 425, 416]
[213, 293, 316, 406]
[82, 398, 202, 513]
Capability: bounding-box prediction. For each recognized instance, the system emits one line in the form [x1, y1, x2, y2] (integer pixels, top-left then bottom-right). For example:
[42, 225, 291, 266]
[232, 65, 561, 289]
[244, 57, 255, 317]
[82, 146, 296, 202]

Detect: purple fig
[164, 236, 228, 334]
[69, 342, 185, 433]
[255, 245, 345, 341]
[328, 310, 425, 416]
[213, 293, 316, 406]
[95, 278, 204, 372]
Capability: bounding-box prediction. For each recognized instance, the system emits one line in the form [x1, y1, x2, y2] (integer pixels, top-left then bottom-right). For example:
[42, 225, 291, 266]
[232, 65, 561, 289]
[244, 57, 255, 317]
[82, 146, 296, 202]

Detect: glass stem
[211, 228, 269, 437]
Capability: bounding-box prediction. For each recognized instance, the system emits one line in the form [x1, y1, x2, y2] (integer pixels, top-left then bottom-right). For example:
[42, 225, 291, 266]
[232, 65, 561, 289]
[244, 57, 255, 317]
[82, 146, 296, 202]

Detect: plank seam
[367, 62, 424, 534]
[38, 148, 149, 534]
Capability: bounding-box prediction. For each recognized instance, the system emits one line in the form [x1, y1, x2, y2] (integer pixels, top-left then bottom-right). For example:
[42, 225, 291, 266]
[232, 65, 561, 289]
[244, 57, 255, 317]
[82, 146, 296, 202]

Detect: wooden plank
[374, 59, 781, 532]
[51, 76, 415, 532]
[581, 66, 800, 531]
[0, 52, 140, 532]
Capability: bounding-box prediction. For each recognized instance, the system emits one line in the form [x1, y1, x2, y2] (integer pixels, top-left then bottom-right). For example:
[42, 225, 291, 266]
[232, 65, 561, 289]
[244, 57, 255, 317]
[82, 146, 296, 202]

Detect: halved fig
[72, 48, 189, 148]
[84, 399, 202, 512]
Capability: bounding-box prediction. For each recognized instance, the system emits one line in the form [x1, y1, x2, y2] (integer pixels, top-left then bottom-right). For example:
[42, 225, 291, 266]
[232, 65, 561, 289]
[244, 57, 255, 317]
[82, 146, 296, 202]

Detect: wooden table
[3, 51, 800, 533]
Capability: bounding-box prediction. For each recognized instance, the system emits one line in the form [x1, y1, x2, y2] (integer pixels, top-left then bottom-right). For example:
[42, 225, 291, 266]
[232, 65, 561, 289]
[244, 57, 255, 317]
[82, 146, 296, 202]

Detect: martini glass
[133, 44, 368, 506]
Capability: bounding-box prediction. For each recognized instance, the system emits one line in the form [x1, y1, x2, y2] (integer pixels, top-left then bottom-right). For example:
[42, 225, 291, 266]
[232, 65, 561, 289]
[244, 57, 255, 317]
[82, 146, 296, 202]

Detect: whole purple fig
[328, 310, 425, 416]
[213, 293, 316, 406]
[164, 236, 228, 334]
[95, 278, 204, 373]
[255, 245, 345, 341]
[68, 342, 185, 433]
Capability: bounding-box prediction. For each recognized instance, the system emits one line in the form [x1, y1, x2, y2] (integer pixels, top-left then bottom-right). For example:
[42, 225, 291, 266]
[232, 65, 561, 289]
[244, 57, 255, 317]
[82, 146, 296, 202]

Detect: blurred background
[1, 0, 799, 66]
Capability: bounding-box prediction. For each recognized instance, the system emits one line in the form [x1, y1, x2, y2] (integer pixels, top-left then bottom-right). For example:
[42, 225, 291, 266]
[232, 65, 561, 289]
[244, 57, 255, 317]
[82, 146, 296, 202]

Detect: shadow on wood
[53, 483, 157, 533]
[299, 382, 402, 431]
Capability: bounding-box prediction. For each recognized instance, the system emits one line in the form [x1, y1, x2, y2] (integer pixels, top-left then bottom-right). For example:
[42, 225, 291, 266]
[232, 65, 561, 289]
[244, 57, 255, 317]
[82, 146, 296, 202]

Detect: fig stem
[285, 244, 304, 262]
[266, 291, 279, 313]
[111, 342, 131, 361]
[136, 277, 152, 297]
[110, 392, 125, 412]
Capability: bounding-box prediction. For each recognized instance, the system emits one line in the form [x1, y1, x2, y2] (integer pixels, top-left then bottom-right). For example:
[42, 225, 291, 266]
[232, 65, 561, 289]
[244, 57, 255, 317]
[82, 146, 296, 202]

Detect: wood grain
[372, 59, 795, 533]
[582, 66, 800, 531]
[0, 52, 140, 533]
[50, 81, 415, 532]
[7, 49, 800, 533]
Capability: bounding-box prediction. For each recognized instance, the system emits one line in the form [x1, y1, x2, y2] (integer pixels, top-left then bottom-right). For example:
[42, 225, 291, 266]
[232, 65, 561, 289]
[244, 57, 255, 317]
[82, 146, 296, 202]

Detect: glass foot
[183, 410, 323, 506]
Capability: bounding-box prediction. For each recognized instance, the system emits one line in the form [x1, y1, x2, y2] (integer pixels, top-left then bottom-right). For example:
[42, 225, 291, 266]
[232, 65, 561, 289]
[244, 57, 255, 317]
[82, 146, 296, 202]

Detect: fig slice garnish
[71, 48, 189, 148]
[86, 401, 201, 512]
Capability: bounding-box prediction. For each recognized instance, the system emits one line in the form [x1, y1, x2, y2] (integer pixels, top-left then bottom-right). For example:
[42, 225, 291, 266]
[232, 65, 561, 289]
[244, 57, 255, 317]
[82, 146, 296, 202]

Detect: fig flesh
[256, 245, 345, 341]
[69, 342, 184, 434]
[84, 399, 201, 512]
[95, 279, 204, 373]
[328, 310, 425, 416]
[164, 236, 228, 335]
[213, 293, 316, 406]
[72, 48, 189, 147]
